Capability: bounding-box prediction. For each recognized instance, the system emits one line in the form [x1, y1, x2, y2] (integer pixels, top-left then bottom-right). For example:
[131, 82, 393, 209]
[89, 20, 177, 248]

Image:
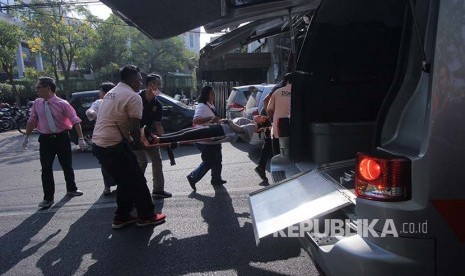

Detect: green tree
[21, 0, 97, 99]
[89, 14, 192, 75]
[90, 14, 132, 72]
[129, 33, 190, 77]
[0, 20, 22, 105]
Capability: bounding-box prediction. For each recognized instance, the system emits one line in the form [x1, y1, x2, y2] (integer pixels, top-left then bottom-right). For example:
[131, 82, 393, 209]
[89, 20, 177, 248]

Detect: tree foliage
[0, 20, 22, 105]
[87, 14, 131, 71]
[21, 0, 97, 99]
[2, 1, 197, 100]
[130, 32, 190, 77]
[87, 14, 193, 80]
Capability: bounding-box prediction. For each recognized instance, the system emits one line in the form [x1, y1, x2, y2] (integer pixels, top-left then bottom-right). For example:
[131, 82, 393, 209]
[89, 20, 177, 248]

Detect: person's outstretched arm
[227, 120, 244, 134]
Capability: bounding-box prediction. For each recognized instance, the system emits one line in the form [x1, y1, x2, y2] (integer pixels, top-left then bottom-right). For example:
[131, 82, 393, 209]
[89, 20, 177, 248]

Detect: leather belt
[40, 130, 68, 138]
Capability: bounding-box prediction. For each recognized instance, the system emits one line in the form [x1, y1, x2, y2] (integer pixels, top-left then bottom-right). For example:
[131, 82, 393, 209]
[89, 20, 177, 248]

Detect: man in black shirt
[134, 74, 172, 199]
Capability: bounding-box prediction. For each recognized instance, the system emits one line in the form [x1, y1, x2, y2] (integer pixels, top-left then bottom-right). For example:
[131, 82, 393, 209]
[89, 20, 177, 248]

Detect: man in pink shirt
[22, 77, 86, 209]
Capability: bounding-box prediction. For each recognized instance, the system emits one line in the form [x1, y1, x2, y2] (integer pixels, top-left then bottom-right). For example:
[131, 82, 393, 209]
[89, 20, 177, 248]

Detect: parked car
[243, 84, 275, 145]
[225, 85, 256, 119]
[68, 90, 194, 145]
[244, 84, 275, 119]
[68, 90, 99, 145]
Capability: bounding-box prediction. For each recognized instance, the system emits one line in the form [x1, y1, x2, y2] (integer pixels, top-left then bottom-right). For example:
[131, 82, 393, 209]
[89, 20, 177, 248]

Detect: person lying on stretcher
[141, 115, 270, 147]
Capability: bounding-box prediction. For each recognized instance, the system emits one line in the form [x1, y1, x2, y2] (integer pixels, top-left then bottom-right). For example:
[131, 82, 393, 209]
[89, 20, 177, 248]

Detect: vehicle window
[244, 89, 252, 100]
[158, 98, 172, 109]
[79, 96, 98, 109]
[227, 89, 239, 105]
[159, 94, 190, 109]
[230, 0, 281, 7]
[235, 88, 252, 106]
[246, 91, 262, 108]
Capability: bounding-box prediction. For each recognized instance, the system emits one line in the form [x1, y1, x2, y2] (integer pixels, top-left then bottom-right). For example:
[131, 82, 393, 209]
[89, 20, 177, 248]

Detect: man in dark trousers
[92, 65, 166, 229]
[133, 73, 172, 199]
[23, 76, 86, 209]
[254, 72, 293, 182]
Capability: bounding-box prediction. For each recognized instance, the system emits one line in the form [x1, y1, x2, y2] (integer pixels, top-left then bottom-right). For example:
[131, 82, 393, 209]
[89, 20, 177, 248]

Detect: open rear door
[249, 169, 352, 244]
[99, 0, 320, 39]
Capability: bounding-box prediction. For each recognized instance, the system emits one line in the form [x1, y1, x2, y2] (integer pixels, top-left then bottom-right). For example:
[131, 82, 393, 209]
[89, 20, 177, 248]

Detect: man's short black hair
[100, 82, 115, 93]
[38, 77, 57, 93]
[145, 73, 162, 86]
[120, 65, 140, 84]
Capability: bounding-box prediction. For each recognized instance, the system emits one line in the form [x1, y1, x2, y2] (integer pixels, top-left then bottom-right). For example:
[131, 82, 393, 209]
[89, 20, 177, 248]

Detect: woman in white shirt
[185, 85, 225, 191]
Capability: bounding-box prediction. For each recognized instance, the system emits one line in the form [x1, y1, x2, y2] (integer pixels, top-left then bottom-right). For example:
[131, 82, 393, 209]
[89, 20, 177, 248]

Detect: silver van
[100, 0, 464, 274]
[249, 0, 465, 275]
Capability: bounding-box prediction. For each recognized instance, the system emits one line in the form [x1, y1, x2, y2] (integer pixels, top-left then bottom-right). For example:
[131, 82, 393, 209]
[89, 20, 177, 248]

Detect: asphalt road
[0, 131, 320, 276]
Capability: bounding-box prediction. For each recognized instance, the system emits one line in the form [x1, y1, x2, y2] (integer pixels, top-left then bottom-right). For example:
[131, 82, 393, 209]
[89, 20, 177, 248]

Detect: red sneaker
[137, 213, 166, 227]
[112, 215, 138, 229]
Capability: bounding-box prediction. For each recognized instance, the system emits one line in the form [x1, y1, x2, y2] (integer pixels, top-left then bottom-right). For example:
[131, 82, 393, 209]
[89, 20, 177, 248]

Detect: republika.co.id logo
[273, 219, 428, 238]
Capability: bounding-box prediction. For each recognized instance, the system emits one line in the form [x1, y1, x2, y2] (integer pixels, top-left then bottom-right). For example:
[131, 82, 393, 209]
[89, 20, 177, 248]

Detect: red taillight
[359, 158, 381, 180]
[230, 103, 244, 112]
[355, 152, 411, 201]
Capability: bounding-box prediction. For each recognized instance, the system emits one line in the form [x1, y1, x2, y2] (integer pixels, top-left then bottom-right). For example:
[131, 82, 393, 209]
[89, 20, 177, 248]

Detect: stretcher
[140, 124, 269, 148]
[141, 134, 228, 148]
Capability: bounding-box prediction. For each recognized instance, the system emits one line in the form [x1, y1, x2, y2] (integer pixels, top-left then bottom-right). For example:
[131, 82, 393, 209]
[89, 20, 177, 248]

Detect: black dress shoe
[152, 191, 172, 199]
[211, 179, 227, 186]
[187, 175, 196, 191]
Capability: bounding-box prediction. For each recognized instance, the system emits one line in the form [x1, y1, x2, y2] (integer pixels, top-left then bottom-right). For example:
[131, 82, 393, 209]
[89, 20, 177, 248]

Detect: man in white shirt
[86, 82, 116, 195]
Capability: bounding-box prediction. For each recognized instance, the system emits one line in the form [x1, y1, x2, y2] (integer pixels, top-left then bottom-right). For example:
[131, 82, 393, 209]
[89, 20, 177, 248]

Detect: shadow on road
[1, 186, 311, 275]
[0, 196, 72, 275]
[183, 185, 305, 275]
[230, 140, 263, 165]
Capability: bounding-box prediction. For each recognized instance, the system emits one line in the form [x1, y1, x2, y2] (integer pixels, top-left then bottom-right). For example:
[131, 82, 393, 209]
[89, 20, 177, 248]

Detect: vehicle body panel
[100, 0, 320, 39]
[249, 168, 352, 242]
[225, 85, 253, 119]
[244, 84, 275, 119]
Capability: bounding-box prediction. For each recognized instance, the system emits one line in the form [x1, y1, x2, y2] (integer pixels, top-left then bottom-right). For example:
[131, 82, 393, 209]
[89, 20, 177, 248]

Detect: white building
[180, 27, 201, 54]
[0, 0, 43, 78]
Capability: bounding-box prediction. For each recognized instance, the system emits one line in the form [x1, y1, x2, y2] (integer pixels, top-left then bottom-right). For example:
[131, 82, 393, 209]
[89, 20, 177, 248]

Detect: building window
[189, 33, 194, 48]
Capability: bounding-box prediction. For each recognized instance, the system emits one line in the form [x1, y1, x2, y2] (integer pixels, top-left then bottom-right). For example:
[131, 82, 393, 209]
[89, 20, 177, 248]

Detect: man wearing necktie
[22, 77, 86, 209]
